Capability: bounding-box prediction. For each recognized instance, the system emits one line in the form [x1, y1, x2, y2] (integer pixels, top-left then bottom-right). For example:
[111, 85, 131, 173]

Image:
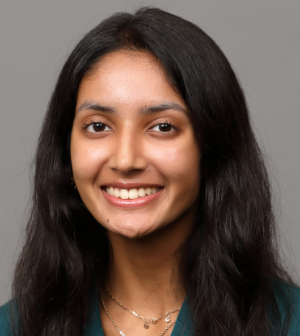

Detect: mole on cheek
[107, 219, 109, 223]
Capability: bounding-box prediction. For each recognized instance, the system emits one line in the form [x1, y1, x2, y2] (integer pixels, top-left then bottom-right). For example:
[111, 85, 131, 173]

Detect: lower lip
[102, 188, 164, 208]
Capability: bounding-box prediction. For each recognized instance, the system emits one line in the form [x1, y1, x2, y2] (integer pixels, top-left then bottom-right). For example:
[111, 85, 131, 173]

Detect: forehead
[86, 50, 166, 82]
[76, 50, 185, 109]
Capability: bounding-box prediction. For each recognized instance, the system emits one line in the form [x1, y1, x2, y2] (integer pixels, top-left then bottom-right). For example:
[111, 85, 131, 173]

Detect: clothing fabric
[1, 282, 300, 335]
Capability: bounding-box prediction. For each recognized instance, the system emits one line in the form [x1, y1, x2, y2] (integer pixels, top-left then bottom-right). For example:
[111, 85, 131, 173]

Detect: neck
[103, 216, 193, 316]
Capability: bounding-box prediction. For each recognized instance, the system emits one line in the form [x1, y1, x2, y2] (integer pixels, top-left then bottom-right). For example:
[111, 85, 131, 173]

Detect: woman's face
[71, 51, 201, 238]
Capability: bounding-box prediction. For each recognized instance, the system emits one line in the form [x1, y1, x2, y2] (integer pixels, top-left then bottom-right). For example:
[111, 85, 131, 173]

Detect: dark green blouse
[1, 282, 300, 335]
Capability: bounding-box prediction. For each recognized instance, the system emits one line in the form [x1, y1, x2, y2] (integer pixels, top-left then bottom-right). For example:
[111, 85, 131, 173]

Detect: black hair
[12, 7, 295, 336]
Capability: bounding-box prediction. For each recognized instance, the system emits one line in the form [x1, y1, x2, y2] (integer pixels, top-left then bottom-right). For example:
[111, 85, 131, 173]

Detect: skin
[70, 50, 201, 336]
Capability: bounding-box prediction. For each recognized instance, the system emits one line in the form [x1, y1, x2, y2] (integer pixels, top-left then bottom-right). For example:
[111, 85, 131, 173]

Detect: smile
[105, 186, 162, 200]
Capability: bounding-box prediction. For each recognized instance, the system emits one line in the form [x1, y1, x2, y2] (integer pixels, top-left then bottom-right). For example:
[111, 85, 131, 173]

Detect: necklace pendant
[152, 318, 157, 324]
[144, 323, 149, 329]
[165, 315, 171, 323]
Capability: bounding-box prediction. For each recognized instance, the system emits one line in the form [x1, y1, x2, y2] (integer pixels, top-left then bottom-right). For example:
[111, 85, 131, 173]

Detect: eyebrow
[76, 101, 188, 116]
[76, 101, 116, 114]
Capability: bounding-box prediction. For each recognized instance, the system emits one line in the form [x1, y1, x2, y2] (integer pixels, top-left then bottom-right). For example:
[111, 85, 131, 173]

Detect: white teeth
[128, 189, 138, 199]
[120, 189, 128, 199]
[114, 189, 120, 198]
[106, 186, 160, 199]
[138, 188, 146, 197]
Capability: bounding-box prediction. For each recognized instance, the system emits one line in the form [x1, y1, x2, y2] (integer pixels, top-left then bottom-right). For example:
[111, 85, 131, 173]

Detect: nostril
[107, 153, 148, 173]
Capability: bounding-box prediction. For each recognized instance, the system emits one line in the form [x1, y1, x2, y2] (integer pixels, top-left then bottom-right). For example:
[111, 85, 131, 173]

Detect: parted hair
[12, 7, 295, 336]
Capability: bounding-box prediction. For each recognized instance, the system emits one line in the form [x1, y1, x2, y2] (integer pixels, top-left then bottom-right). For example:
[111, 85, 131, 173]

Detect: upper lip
[101, 182, 163, 189]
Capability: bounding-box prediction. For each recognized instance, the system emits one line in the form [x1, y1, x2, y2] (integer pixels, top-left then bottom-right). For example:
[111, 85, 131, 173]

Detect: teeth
[106, 187, 160, 199]
[114, 189, 120, 198]
[120, 189, 128, 199]
[128, 189, 138, 199]
[138, 188, 145, 197]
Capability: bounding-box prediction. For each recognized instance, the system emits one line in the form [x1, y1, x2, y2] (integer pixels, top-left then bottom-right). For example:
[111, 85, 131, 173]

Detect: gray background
[0, 0, 299, 305]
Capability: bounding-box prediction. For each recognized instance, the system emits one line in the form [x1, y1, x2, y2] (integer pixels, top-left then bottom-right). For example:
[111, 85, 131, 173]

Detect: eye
[151, 122, 176, 133]
[85, 122, 111, 133]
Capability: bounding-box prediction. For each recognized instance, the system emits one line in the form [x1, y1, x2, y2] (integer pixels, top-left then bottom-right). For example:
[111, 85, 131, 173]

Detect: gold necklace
[104, 283, 180, 329]
[99, 291, 177, 336]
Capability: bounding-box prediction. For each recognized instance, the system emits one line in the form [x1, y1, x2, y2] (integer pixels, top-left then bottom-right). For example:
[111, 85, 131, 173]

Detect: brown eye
[151, 122, 175, 133]
[93, 123, 105, 132]
[86, 122, 110, 133]
[159, 123, 172, 132]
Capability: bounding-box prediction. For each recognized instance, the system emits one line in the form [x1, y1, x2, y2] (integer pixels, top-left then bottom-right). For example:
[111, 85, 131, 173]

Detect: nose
[108, 129, 147, 174]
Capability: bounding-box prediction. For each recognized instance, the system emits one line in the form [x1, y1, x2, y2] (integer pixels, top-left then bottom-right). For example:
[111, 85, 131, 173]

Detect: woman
[0, 7, 299, 336]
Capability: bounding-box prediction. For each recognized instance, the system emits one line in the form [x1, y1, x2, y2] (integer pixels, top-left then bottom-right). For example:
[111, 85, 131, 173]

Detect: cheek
[147, 137, 200, 184]
[71, 139, 110, 181]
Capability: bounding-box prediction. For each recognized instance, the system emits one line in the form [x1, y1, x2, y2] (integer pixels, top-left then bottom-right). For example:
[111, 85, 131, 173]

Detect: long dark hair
[12, 7, 295, 336]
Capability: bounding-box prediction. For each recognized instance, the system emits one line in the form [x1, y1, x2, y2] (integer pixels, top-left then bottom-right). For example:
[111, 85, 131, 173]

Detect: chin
[107, 220, 159, 239]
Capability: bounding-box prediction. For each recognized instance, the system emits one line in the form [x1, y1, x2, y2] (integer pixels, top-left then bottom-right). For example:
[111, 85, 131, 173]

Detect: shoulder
[273, 281, 300, 336]
[283, 282, 300, 335]
[0, 300, 15, 336]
